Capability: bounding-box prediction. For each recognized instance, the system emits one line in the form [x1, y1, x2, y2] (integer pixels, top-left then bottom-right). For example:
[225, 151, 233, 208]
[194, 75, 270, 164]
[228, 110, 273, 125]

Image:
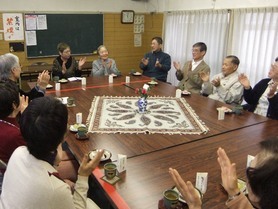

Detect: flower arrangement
[135, 84, 150, 99]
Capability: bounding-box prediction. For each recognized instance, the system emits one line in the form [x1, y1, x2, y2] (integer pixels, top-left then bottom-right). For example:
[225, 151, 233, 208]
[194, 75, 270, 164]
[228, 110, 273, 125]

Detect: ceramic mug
[104, 162, 117, 179]
[67, 97, 75, 106]
[53, 76, 59, 83]
[77, 126, 87, 137]
[163, 189, 179, 209]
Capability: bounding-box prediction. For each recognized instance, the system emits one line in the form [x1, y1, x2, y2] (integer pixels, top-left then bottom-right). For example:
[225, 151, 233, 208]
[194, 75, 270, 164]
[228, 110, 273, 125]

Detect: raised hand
[107, 60, 112, 69]
[217, 147, 240, 197]
[199, 71, 210, 82]
[155, 58, 161, 68]
[169, 168, 202, 209]
[141, 57, 149, 66]
[238, 73, 250, 89]
[211, 77, 220, 87]
[173, 61, 181, 71]
[78, 149, 104, 176]
[78, 57, 87, 69]
[62, 62, 67, 74]
[37, 70, 50, 89]
[20, 95, 28, 113]
[268, 82, 278, 98]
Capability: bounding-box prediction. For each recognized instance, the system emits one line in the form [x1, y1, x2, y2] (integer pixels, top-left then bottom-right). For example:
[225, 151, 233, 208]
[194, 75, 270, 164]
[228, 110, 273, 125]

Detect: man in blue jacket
[139, 37, 171, 82]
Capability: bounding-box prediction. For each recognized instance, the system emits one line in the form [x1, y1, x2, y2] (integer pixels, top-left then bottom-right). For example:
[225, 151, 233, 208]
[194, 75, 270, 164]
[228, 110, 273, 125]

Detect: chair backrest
[31, 62, 48, 66]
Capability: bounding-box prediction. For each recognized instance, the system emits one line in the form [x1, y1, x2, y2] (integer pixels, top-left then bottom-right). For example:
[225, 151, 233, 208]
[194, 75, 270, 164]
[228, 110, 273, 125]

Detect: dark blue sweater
[244, 78, 278, 120]
[139, 50, 171, 82]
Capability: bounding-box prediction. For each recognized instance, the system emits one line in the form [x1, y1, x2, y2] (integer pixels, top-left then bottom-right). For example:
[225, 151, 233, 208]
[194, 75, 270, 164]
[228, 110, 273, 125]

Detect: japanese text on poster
[3, 13, 24, 40]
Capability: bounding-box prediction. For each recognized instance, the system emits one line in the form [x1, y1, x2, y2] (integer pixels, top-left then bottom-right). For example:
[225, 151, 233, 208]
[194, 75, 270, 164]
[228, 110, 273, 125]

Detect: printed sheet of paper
[3, 13, 24, 40]
[25, 14, 37, 30]
[25, 31, 37, 46]
[37, 15, 47, 30]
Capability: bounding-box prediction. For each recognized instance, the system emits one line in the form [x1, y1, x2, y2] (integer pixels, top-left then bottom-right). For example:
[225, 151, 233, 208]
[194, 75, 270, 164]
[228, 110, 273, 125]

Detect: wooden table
[113, 120, 278, 209]
[44, 75, 273, 209]
[20, 61, 93, 88]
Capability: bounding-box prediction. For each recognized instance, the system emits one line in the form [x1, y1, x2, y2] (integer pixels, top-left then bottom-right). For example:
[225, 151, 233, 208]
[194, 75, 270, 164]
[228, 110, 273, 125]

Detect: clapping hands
[268, 82, 278, 98]
[155, 58, 161, 68]
[141, 57, 149, 66]
[211, 77, 221, 87]
[238, 73, 251, 89]
[199, 71, 210, 82]
[37, 70, 50, 90]
[20, 95, 28, 113]
[169, 168, 202, 209]
[217, 147, 240, 197]
[173, 61, 181, 71]
[78, 57, 87, 69]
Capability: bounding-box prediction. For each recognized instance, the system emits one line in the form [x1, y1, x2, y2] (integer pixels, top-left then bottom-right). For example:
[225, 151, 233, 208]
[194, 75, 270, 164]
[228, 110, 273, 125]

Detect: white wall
[162, 0, 278, 11]
[1, 0, 276, 13]
[0, 0, 153, 13]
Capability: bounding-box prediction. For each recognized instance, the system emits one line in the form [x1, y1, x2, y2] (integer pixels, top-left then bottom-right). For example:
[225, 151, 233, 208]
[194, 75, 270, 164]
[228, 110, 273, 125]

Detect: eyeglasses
[63, 50, 71, 54]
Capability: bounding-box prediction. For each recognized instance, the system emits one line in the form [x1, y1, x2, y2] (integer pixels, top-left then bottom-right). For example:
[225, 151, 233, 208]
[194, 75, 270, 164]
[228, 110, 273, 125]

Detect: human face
[59, 47, 71, 60]
[268, 61, 278, 81]
[11, 64, 22, 80]
[192, 47, 205, 61]
[222, 58, 238, 76]
[151, 39, 161, 52]
[98, 47, 109, 60]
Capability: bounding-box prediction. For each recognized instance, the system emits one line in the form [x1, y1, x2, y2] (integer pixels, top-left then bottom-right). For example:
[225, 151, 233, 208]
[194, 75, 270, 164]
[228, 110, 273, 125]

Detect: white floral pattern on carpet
[86, 96, 209, 135]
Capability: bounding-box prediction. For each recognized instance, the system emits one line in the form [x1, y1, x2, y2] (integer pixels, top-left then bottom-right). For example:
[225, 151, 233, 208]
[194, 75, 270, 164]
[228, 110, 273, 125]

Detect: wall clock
[121, 10, 135, 24]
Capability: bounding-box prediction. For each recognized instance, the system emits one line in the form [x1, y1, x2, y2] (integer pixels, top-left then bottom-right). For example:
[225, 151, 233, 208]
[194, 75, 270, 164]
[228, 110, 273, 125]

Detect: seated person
[0, 53, 50, 101]
[200, 55, 243, 105]
[169, 136, 278, 209]
[0, 81, 28, 194]
[1, 96, 104, 208]
[0, 81, 27, 168]
[174, 42, 210, 94]
[91, 45, 120, 76]
[139, 37, 171, 82]
[238, 57, 278, 119]
[52, 42, 86, 79]
[0, 81, 78, 184]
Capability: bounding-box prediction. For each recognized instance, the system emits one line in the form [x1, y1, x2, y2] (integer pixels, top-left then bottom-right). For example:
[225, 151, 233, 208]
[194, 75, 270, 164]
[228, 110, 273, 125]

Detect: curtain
[163, 10, 229, 86]
[228, 7, 278, 86]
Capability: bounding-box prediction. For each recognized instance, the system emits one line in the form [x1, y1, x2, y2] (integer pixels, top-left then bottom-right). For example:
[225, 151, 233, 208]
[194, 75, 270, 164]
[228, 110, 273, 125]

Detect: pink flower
[135, 87, 151, 99]
[142, 89, 147, 94]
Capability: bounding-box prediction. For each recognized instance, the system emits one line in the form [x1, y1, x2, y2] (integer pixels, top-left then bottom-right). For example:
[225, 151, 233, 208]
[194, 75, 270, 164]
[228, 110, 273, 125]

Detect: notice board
[25, 14, 103, 58]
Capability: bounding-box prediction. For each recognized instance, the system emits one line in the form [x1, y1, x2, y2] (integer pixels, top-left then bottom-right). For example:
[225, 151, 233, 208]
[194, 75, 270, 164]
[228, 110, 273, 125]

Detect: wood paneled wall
[0, 13, 163, 75]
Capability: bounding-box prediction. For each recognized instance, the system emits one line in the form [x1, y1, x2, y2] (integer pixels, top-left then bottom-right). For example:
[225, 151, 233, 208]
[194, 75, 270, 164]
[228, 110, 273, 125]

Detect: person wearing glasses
[52, 42, 86, 79]
[174, 42, 210, 94]
[238, 57, 278, 120]
[169, 137, 278, 209]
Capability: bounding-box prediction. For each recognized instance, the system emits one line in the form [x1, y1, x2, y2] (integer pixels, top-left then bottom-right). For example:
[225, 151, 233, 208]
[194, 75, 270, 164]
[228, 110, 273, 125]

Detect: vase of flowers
[135, 84, 150, 114]
[137, 97, 148, 113]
